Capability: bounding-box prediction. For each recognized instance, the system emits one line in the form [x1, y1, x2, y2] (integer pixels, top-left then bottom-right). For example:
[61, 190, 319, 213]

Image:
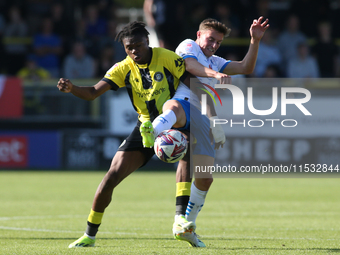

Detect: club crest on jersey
[154, 72, 164, 82]
[185, 43, 192, 52]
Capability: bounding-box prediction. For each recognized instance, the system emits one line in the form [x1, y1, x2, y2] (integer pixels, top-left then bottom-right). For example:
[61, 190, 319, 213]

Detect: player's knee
[163, 100, 185, 127]
[163, 100, 180, 115]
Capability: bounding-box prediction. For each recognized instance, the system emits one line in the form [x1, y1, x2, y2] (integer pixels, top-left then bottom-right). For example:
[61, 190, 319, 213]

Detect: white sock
[174, 214, 185, 221]
[152, 109, 177, 137]
[85, 233, 96, 240]
[185, 182, 208, 223]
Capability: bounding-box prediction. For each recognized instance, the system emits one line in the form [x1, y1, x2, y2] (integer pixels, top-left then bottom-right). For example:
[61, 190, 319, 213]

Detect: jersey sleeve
[101, 60, 127, 91]
[164, 50, 187, 82]
[175, 39, 200, 61]
[213, 55, 231, 73]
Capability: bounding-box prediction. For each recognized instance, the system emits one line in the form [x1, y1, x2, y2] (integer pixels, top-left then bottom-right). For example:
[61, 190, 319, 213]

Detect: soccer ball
[154, 129, 188, 163]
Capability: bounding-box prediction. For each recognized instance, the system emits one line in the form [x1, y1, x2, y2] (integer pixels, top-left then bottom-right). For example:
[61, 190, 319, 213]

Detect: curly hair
[115, 21, 150, 44]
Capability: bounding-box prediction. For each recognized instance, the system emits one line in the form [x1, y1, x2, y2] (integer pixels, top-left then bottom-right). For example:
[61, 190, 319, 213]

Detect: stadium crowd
[0, 0, 339, 80]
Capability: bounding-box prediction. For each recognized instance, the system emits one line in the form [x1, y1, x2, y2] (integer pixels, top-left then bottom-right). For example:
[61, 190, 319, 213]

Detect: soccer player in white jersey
[140, 17, 269, 247]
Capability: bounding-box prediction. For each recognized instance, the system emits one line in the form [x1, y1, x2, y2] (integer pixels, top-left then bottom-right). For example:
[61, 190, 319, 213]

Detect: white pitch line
[202, 235, 340, 241]
[1, 226, 338, 241]
[0, 226, 83, 233]
[1, 210, 340, 222]
[0, 215, 87, 221]
[0, 226, 112, 234]
[2, 211, 339, 222]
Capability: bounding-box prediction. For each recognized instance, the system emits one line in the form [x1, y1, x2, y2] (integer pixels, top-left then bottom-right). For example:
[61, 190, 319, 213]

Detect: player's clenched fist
[57, 78, 73, 93]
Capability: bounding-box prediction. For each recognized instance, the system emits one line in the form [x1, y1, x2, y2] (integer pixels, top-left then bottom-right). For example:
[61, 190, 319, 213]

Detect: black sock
[176, 195, 190, 215]
[86, 221, 100, 237]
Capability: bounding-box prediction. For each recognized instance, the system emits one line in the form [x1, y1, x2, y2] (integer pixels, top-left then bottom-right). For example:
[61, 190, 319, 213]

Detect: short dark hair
[115, 21, 150, 44]
[199, 18, 231, 37]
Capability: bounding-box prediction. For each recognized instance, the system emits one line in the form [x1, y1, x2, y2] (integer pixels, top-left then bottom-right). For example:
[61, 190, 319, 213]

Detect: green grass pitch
[0, 171, 339, 254]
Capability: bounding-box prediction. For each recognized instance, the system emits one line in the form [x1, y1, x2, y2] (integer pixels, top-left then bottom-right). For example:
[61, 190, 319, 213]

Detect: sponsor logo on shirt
[136, 87, 166, 98]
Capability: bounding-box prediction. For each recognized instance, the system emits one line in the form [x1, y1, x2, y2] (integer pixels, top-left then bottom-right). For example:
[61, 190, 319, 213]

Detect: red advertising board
[0, 136, 28, 168]
[0, 76, 23, 118]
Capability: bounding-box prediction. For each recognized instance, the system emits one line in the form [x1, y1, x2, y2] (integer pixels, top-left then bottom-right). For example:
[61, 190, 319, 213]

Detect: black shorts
[117, 120, 155, 167]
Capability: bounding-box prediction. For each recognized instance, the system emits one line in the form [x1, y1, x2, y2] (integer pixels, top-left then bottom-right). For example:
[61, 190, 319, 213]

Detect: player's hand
[57, 78, 73, 93]
[209, 116, 226, 149]
[249, 16, 269, 41]
[215, 72, 231, 85]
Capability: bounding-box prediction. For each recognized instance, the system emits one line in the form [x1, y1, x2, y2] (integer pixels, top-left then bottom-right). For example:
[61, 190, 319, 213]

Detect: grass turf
[0, 171, 339, 254]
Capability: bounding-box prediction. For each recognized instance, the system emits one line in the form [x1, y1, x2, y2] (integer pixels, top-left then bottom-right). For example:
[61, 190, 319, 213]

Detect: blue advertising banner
[0, 131, 61, 169]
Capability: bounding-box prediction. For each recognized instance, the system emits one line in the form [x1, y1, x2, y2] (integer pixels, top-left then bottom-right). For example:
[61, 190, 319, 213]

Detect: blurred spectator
[277, 15, 307, 75]
[72, 18, 97, 58]
[0, 12, 5, 34]
[73, 4, 107, 58]
[263, 64, 281, 78]
[62, 41, 95, 79]
[31, 17, 62, 78]
[0, 13, 5, 73]
[26, 0, 53, 34]
[247, 0, 280, 36]
[99, 19, 126, 63]
[143, 0, 185, 50]
[187, 3, 209, 40]
[26, 0, 52, 16]
[312, 21, 339, 77]
[287, 42, 320, 78]
[254, 29, 281, 77]
[17, 57, 50, 81]
[84, 4, 107, 37]
[97, 44, 115, 77]
[337, 56, 340, 77]
[330, 0, 340, 38]
[212, 2, 241, 38]
[290, 0, 330, 37]
[3, 6, 29, 75]
[97, 0, 115, 20]
[50, 2, 75, 63]
[51, 2, 74, 38]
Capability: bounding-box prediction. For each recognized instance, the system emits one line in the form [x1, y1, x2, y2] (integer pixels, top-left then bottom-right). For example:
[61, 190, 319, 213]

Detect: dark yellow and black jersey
[102, 47, 187, 122]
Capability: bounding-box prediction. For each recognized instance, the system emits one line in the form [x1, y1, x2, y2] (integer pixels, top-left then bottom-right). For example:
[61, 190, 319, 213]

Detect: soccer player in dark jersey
[58, 21, 199, 248]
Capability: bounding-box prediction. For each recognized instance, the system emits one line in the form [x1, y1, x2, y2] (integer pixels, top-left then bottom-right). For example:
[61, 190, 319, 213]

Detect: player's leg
[68, 150, 146, 248]
[173, 144, 207, 248]
[186, 155, 214, 223]
[92, 151, 146, 212]
[173, 147, 195, 233]
[175, 154, 191, 217]
[69, 123, 154, 248]
[174, 160, 209, 248]
[172, 142, 214, 249]
[177, 102, 215, 247]
[140, 99, 186, 148]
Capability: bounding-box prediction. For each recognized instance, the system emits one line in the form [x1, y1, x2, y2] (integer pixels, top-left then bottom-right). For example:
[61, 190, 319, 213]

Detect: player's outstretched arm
[185, 58, 231, 84]
[57, 78, 111, 101]
[223, 16, 269, 75]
